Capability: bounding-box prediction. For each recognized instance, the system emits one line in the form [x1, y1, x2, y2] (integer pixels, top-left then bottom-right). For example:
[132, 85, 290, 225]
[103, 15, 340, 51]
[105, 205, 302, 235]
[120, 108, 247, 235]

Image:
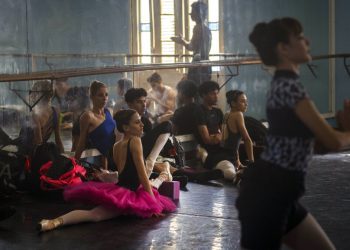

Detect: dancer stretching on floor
[37, 109, 176, 232]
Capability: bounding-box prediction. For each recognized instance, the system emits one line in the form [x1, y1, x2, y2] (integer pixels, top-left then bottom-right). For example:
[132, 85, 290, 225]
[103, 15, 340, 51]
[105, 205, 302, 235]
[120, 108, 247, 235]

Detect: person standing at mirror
[171, 1, 212, 86]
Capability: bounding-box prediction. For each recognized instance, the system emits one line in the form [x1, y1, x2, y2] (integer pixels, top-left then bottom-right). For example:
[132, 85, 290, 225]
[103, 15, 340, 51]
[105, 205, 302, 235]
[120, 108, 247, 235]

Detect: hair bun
[249, 22, 268, 47]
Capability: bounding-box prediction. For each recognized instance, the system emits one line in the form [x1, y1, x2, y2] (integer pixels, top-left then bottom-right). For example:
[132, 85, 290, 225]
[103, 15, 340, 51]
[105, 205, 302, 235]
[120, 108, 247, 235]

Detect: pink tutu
[63, 181, 176, 218]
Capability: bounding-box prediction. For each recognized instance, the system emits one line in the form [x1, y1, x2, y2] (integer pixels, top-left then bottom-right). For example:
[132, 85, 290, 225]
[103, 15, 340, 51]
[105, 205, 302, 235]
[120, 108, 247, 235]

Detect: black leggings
[236, 160, 307, 250]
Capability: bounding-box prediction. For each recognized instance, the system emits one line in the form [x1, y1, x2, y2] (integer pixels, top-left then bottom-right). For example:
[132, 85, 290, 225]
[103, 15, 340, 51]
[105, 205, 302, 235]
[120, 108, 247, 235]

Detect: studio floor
[1, 151, 350, 250]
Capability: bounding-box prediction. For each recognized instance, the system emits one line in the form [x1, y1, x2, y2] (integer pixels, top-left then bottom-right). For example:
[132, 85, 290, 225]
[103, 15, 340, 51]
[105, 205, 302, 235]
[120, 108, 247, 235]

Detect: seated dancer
[124, 88, 174, 188]
[37, 109, 176, 232]
[222, 90, 254, 168]
[171, 80, 224, 182]
[193, 81, 237, 182]
[17, 80, 64, 155]
[146, 72, 176, 123]
[74, 81, 116, 170]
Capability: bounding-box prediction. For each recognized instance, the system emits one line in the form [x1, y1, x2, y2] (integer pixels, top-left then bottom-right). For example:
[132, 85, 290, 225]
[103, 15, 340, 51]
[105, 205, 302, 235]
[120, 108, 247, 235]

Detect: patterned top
[260, 70, 314, 172]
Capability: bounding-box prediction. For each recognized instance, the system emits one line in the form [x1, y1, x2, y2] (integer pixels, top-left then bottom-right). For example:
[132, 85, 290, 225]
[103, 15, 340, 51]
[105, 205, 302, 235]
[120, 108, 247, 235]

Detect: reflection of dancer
[37, 109, 176, 232]
[236, 17, 350, 250]
[146, 72, 176, 123]
[171, 1, 211, 85]
[18, 80, 64, 155]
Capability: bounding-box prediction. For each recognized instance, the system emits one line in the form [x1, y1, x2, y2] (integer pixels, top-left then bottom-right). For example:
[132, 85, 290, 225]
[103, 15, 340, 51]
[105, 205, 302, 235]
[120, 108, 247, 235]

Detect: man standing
[171, 1, 212, 86]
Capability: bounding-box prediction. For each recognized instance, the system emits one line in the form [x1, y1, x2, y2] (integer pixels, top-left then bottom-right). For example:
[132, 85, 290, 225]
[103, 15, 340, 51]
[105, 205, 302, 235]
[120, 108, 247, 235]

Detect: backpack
[161, 136, 185, 168]
[39, 156, 86, 191]
[26, 142, 86, 193]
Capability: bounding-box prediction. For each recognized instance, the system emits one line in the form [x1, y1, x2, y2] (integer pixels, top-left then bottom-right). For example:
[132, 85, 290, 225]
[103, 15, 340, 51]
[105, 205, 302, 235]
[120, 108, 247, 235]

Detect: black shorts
[235, 160, 307, 250]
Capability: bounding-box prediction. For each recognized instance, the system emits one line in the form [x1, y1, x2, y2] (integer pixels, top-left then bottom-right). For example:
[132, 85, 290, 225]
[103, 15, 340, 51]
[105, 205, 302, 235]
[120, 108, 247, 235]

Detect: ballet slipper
[37, 217, 63, 232]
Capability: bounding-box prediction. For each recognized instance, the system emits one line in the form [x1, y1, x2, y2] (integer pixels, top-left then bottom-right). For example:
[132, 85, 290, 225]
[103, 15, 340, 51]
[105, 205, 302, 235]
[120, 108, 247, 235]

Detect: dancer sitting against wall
[171, 80, 225, 183]
[18, 80, 64, 155]
[222, 90, 254, 168]
[236, 17, 350, 250]
[37, 109, 176, 232]
[124, 88, 174, 188]
[192, 81, 236, 182]
[74, 81, 116, 170]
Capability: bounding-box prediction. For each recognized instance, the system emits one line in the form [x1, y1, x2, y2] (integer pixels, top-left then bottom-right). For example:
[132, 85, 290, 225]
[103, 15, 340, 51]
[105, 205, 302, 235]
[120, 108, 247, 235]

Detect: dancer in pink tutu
[37, 109, 176, 232]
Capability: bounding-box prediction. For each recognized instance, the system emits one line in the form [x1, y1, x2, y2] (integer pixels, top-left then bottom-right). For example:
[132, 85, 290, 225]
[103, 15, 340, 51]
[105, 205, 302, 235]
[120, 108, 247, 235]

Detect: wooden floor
[1, 151, 350, 250]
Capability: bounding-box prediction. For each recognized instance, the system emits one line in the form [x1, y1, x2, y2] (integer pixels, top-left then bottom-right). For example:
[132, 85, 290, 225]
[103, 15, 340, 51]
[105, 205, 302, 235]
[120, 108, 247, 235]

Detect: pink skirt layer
[63, 181, 176, 218]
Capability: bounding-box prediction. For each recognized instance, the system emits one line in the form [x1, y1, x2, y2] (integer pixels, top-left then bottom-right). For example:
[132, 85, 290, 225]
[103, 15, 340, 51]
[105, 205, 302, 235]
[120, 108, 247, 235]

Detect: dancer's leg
[283, 213, 335, 250]
[215, 160, 236, 181]
[38, 205, 120, 232]
[151, 162, 172, 189]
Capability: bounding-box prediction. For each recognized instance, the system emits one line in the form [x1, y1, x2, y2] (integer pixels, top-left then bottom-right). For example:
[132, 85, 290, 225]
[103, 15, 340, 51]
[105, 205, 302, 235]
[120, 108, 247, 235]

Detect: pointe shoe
[37, 217, 63, 232]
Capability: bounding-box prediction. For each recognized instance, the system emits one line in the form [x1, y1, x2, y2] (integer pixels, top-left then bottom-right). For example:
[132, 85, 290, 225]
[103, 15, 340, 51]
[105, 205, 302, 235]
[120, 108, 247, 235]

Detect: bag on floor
[161, 136, 185, 168]
[25, 142, 61, 192]
[39, 156, 86, 191]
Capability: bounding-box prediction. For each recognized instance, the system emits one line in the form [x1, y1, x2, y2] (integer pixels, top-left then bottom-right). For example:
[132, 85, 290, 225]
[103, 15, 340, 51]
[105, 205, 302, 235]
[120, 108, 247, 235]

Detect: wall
[222, 0, 332, 120]
[335, 0, 350, 112]
[0, 0, 130, 109]
[0, 0, 348, 121]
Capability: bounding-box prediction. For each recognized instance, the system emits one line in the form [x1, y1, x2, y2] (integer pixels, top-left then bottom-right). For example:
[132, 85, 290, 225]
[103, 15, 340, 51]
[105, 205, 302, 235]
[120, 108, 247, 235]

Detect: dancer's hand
[171, 35, 183, 44]
[337, 99, 350, 131]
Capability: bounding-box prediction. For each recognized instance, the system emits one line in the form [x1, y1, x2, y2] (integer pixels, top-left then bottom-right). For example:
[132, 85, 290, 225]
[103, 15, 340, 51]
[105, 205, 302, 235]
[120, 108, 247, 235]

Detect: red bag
[39, 157, 86, 191]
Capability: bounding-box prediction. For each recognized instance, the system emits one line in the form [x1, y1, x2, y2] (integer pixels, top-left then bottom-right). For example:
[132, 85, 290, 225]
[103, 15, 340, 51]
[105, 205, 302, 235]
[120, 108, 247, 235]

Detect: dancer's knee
[215, 160, 236, 180]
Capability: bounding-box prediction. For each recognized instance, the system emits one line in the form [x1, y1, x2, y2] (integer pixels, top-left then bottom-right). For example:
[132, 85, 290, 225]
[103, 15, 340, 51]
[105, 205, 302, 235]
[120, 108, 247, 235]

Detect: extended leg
[38, 205, 120, 232]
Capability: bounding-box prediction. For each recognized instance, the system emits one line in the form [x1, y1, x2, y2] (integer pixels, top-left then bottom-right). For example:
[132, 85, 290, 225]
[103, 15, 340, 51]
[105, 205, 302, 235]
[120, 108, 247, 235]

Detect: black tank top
[117, 139, 140, 191]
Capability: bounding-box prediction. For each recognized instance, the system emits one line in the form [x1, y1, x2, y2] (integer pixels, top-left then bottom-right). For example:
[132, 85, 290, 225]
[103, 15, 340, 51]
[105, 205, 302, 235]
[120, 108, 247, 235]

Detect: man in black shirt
[195, 81, 236, 181]
[172, 80, 199, 135]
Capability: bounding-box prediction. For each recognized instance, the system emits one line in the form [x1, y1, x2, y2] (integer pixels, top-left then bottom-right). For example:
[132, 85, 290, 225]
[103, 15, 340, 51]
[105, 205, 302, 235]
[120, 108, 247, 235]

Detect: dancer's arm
[130, 137, 154, 197]
[53, 107, 64, 153]
[198, 125, 222, 144]
[74, 112, 90, 160]
[296, 99, 350, 151]
[229, 112, 254, 163]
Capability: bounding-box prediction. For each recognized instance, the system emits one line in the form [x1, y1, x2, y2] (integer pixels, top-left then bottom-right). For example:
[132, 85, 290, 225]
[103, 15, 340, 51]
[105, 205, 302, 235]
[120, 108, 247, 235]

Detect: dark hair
[198, 80, 220, 97]
[176, 80, 197, 98]
[117, 78, 133, 91]
[249, 17, 303, 66]
[66, 86, 90, 110]
[114, 109, 137, 133]
[90, 80, 107, 97]
[124, 88, 147, 103]
[226, 90, 244, 106]
[147, 72, 162, 83]
[191, 1, 208, 21]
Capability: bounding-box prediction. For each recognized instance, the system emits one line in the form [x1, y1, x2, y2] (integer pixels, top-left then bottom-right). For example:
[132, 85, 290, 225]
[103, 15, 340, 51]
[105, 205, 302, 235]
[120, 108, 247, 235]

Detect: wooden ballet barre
[0, 57, 261, 82]
[1, 53, 349, 83]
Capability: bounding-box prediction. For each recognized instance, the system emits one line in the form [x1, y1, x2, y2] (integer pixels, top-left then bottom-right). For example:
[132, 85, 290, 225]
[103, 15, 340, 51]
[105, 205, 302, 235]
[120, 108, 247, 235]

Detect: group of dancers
[2, 16, 350, 250]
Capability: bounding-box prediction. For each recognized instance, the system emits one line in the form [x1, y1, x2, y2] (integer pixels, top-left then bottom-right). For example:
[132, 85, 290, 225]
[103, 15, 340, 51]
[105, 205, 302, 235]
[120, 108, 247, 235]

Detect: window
[136, 0, 221, 66]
